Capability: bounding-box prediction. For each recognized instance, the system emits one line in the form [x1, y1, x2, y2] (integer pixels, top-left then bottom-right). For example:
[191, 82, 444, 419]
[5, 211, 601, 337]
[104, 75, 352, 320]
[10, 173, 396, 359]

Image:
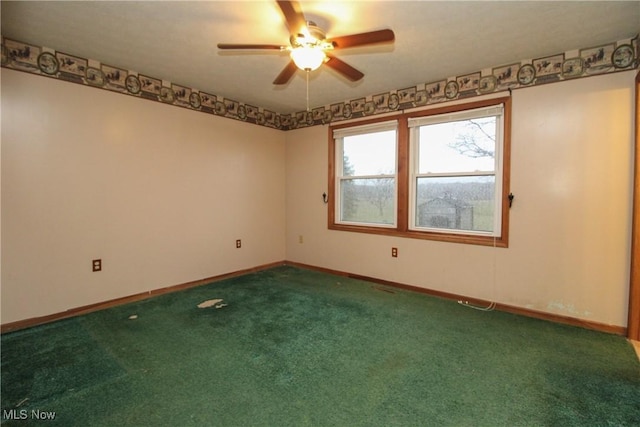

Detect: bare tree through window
[448, 118, 495, 159]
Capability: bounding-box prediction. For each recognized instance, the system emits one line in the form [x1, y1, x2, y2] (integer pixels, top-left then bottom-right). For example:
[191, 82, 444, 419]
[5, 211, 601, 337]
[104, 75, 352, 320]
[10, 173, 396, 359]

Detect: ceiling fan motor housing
[305, 21, 325, 41]
[291, 21, 331, 49]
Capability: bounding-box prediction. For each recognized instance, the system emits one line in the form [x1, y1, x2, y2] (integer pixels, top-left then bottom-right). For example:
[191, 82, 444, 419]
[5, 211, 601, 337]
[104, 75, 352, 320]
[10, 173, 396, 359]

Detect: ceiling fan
[217, 0, 395, 85]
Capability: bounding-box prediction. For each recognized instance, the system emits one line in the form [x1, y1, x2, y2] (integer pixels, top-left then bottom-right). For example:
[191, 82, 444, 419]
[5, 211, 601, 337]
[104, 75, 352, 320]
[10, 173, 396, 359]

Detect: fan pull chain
[306, 69, 310, 112]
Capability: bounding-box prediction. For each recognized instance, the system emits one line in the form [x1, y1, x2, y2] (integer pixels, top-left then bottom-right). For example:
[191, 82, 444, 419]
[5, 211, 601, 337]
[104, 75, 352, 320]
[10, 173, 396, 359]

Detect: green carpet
[2, 266, 639, 426]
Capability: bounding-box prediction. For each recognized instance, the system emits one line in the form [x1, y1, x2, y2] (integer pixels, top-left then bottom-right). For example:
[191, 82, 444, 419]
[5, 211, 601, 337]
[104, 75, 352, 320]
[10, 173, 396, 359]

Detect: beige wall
[1, 69, 286, 324]
[285, 71, 635, 328]
[1, 68, 635, 328]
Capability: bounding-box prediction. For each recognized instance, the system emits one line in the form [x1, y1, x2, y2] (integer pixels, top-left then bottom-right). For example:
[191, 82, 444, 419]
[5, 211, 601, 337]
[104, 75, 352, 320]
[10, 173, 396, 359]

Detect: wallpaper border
[2, 34, 638, 131]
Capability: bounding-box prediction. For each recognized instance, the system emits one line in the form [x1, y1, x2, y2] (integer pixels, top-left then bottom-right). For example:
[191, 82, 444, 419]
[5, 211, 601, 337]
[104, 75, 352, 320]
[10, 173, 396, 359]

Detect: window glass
[336, 126, 397, 227]
[415, 176, 495, 232]
[418, 118, 496, 174]
[343, 131, 396, 176]
[412, 112, 500, 235]
[341, 178, 395, 225]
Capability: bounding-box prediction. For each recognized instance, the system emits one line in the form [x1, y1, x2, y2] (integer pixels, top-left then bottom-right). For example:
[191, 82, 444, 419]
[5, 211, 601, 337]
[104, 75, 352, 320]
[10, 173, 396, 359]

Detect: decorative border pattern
[2, 34, 637, 131]
[0, 36, 283, 130]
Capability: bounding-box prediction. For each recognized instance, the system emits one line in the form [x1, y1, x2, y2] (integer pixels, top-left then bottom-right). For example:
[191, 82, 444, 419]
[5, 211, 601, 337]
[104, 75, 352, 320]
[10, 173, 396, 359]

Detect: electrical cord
[457, 300, 496, 311]
[458, 236, 497, 312]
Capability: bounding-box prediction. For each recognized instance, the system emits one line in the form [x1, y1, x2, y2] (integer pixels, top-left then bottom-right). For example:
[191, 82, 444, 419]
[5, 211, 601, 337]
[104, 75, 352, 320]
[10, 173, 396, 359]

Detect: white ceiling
[2, 1, 639, 114]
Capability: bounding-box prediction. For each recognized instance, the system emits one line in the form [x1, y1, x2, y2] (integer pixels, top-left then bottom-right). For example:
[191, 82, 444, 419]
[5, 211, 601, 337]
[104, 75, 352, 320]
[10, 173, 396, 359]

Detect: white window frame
[408, 105, 505, 237]
[333, 120, 399, 228]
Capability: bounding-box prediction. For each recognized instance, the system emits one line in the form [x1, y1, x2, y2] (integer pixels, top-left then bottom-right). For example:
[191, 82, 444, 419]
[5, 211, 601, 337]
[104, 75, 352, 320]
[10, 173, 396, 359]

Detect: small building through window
[417, 195, 473, 230]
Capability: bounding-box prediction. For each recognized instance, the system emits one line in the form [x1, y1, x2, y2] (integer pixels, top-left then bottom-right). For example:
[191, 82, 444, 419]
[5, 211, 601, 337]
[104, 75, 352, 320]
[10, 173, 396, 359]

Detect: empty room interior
[1, 1, 640, 425]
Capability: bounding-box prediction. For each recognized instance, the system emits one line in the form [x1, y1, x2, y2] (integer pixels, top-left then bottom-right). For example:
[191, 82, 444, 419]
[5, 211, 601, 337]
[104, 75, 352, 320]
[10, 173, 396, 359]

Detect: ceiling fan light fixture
[291, 46, 326, 71]
[218, 1, 394, 85]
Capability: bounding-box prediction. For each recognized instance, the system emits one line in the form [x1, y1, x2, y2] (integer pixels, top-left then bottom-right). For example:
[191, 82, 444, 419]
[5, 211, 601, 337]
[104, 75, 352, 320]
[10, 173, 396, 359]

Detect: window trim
[328, 96, 511, 247]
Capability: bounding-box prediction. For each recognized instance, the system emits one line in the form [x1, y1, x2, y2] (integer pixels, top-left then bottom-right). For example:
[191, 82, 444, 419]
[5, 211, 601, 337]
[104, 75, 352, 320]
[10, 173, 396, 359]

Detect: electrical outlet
[92, 259, 102, 272]
[391, 247, 398, 258]
[236, 239, 242, 249]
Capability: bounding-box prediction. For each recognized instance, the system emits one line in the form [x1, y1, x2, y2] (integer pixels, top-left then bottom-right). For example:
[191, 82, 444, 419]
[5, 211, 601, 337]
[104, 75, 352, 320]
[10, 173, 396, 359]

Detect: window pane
[415, 176, 495, 232]
[341, 178, 395, 225]
[418, 117, 496, 174]
[343, 130, 396, 176]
